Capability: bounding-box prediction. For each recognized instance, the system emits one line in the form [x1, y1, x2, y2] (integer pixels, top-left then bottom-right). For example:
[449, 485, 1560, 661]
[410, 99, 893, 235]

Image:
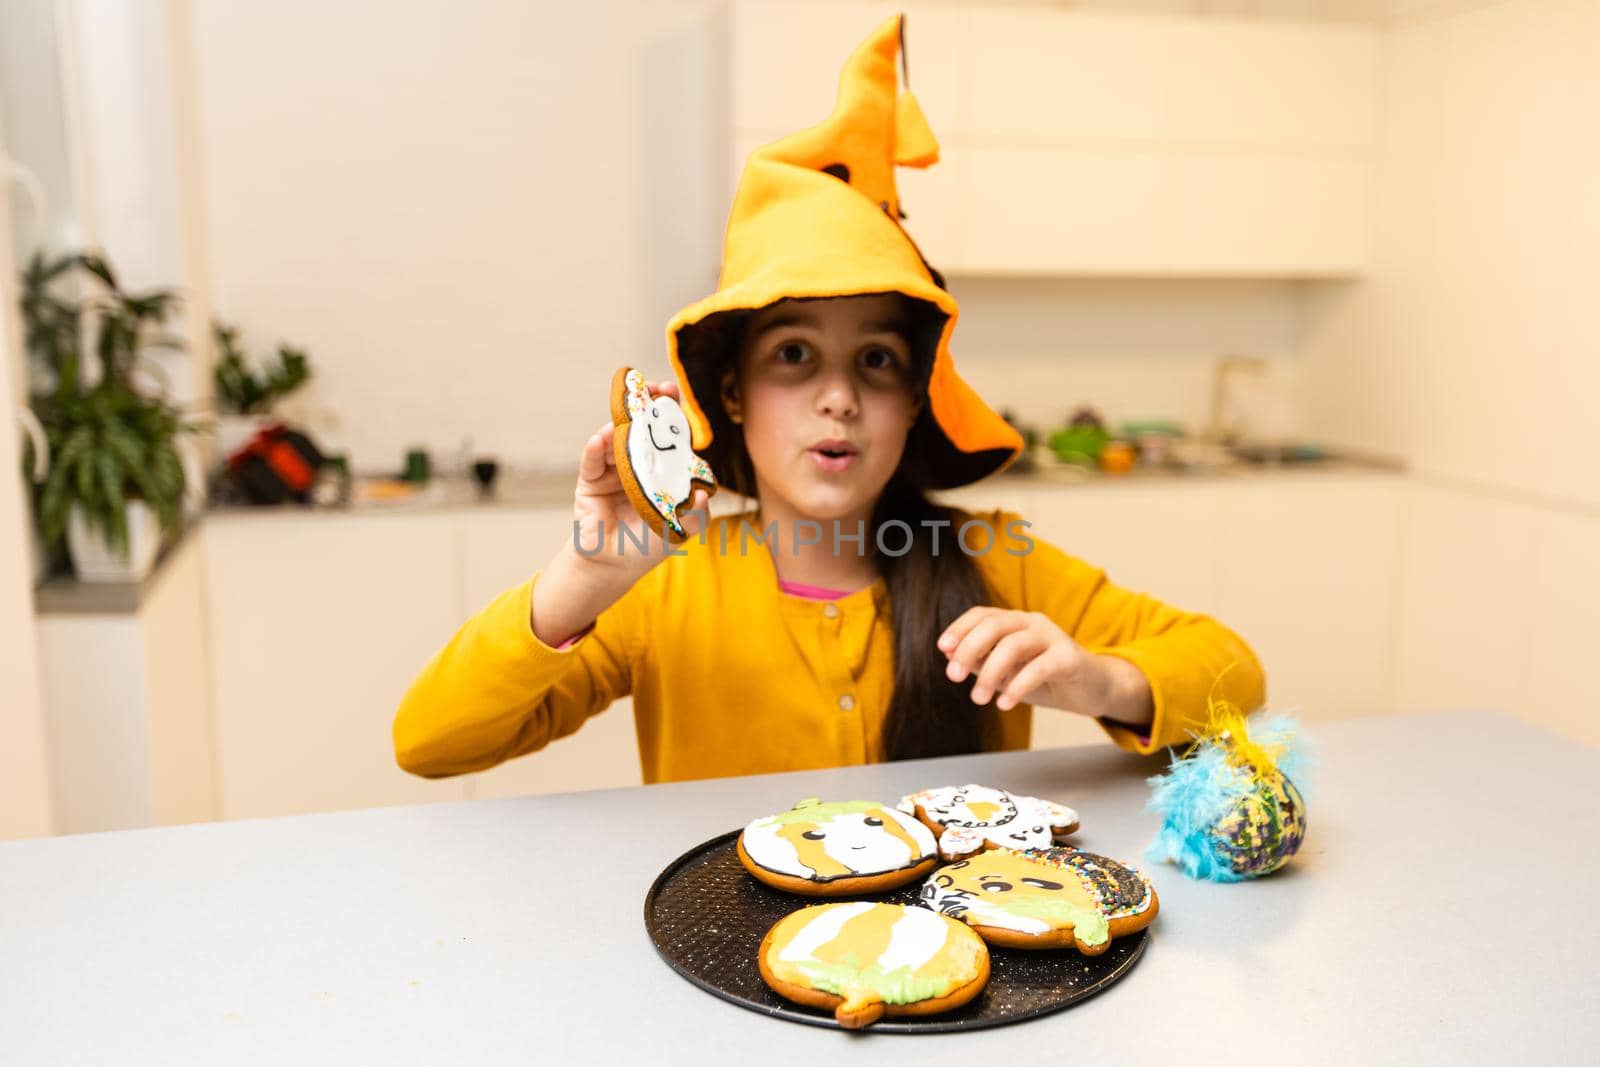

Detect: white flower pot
[66, 501, 162, 583]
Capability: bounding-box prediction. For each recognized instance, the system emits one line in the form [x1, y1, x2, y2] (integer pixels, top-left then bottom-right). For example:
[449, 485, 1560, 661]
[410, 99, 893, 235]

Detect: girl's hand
[531, 379, 709, 646]
[571, 379, 709, 580]
[936, 608, 1154, 728]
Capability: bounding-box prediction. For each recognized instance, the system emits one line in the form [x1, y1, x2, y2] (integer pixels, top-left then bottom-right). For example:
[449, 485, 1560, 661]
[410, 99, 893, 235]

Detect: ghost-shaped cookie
[897, 784, 1080, 861]
[609, 367, 716, 541]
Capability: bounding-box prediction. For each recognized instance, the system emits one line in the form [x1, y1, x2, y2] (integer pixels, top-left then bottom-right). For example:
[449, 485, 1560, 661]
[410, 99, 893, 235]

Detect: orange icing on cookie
[815, 901, 904, 967]
[776, 822, 851, 877]
[874, 808, 923, 856]
[765, 903, 985, 1007]
[951, 848, 1099, 913]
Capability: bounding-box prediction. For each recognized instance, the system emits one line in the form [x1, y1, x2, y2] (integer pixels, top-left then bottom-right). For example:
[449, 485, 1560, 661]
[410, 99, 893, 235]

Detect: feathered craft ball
[1145, 700, 1312, 882]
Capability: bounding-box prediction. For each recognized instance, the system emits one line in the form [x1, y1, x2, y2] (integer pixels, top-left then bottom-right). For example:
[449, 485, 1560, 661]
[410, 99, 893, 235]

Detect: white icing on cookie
[741, 800, 936, 881]
[876, 908, 951, 972]
[897, 784, 1079, 858]
[777, 902, 876, 963]
[620, 369, 713, 536]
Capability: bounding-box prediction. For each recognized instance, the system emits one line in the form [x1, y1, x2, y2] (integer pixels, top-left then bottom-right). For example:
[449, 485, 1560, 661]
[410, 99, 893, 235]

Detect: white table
[2, 711, 1596, 1065]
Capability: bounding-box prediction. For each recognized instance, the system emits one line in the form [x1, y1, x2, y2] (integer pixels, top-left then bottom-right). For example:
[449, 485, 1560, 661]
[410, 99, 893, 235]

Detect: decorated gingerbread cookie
[758, 901, 989, 1028]
[738, 798, 939, 896]
[609, 367, 717, 542]
[919, 846, 1158, 955]
[896, 784, 1080, 861]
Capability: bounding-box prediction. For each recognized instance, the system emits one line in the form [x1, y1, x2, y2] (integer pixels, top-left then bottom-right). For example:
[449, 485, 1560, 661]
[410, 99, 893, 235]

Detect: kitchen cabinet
[948, 472, 1406, 729]
[1522, 508, 1600, 747]
[1211, 476, 1404, 721]
[203, 497, 761, 818]
[34, 535, 216, 834]
[1391, 483, 1600, 748]
[1392, 485, 1538, 721]
[729, 1, 1379, 277]
[203, 512, 469, 818]
[456, 508, 643, 800]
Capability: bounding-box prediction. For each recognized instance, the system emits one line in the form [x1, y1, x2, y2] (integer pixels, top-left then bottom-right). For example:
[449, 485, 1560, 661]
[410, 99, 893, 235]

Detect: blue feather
[1144, 712, 1314, 882]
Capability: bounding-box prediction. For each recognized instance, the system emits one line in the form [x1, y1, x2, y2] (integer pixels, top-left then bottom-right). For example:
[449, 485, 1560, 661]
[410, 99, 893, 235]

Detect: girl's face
[726, 294, 920, 524]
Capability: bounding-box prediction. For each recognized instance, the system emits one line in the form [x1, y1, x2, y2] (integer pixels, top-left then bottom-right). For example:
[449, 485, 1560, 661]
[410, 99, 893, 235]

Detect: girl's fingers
[937, 606, 990, 654]
[577, 430, 609, 483]
[945, 613, 1022, 683]
[996, 655, 1054, 711]
[651, 380, 682, 401]
[969, 630, 1046, 705]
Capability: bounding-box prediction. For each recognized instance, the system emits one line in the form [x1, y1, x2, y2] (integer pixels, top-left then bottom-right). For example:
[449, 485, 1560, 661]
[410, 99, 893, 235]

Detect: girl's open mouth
[808, 439, 858, 473]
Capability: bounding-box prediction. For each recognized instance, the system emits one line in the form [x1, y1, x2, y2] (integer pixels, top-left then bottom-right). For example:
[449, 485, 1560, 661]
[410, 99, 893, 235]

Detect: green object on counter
[403, 449, 431, 484]
[1048, 425, 1110, 467]
[1118, 419, 1183, 439]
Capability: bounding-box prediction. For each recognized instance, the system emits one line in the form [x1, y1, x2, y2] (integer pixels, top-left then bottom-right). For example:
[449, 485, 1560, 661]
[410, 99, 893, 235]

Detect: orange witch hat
[666, 14, 1022, 490]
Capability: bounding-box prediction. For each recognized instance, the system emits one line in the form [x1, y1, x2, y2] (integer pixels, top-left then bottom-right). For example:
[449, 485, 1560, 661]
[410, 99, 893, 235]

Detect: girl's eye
[802, 830, 825, 840]
[774, 342, 808, 364]
[861, 346, 897, 370]
[864, 817, 883, 827]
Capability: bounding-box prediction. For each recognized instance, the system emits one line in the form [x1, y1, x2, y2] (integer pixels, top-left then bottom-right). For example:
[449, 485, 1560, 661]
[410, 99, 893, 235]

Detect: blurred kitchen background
[2, 0, 1596, 840]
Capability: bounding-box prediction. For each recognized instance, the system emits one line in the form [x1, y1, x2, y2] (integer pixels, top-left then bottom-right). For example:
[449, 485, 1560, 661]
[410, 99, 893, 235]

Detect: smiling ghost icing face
[737, 798, 939, 896]
[610, 367, 717, 541]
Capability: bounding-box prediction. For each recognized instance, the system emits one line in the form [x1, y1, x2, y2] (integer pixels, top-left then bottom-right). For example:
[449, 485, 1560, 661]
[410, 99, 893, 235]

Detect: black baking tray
[643, 830, 1148, 1033]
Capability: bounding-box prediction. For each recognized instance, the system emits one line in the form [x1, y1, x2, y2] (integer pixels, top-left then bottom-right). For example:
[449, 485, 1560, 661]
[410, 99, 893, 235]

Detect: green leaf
[95, 450, 129, 559]
[77, 253, 117, 291]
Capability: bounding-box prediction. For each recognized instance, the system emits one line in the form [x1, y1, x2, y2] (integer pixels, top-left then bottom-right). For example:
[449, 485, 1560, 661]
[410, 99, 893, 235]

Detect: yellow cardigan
[393, 510, 1266, 782]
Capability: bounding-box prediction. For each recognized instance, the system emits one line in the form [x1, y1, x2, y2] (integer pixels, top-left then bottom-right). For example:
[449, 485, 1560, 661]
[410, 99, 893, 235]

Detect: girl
[392, 17, 1264, 782]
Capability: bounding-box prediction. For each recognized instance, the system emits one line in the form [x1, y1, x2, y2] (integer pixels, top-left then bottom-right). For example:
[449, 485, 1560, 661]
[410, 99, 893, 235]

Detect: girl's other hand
[936, 607, 1153, 728]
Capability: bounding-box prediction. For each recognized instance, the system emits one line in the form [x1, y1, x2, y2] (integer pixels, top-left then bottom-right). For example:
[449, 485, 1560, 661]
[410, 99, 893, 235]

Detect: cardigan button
[837, 694, 855, 711]
[822, 602, 839, 619]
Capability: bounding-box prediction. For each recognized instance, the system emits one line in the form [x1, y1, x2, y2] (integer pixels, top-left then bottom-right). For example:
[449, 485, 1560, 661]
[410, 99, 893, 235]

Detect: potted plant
[20, 251, 197, 582]
[211, 321, 311, 457]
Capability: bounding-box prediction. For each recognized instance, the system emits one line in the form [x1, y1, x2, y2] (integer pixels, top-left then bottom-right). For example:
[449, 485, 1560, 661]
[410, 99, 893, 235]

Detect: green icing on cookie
[794, 959, 955, 1005]
[997, 896, 1111, 946]
[761, 799, 884, 827]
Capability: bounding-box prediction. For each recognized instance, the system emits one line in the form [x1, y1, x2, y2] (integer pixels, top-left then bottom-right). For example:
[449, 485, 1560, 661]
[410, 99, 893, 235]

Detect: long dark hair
[679, 297, 1001, 760]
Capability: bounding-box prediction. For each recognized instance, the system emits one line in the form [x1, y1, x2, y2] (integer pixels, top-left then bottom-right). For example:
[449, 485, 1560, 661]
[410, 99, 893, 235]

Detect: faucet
[1205, 354, 1268, 446]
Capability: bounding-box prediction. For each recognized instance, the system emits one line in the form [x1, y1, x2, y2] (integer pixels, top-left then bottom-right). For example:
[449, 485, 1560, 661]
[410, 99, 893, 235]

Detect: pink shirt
[777, 579, 852, 601]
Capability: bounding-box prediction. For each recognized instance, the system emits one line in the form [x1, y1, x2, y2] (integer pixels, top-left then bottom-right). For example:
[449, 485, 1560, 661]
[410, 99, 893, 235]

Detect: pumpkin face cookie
[610, 366, 717, 543]
[920, 846, 1158, 955]
[738, 798, 939, 896]
[759, 902, 990, 1029]
[897, 784, 1080, 861]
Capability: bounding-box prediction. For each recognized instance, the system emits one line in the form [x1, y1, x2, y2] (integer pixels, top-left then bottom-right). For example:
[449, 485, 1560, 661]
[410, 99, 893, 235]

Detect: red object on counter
[228, 424, 324, 504]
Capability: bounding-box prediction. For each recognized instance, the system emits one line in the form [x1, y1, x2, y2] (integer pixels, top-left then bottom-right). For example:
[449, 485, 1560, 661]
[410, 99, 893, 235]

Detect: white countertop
[2, 710, 1593, 1065]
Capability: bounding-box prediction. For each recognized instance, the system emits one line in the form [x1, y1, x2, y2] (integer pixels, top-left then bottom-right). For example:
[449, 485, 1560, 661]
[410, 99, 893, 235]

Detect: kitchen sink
[1228, 442, 1329, 465]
